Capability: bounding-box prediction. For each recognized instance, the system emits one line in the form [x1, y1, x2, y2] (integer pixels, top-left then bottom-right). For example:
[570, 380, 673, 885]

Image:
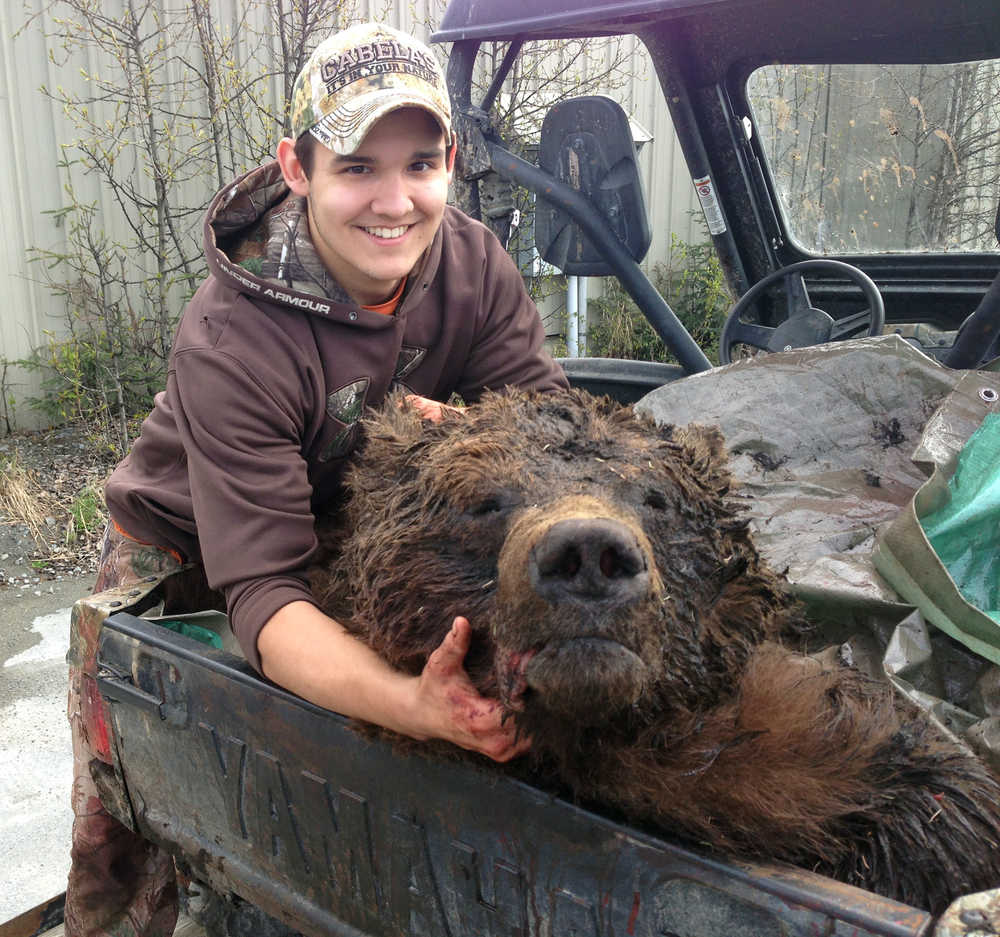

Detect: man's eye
[410, 161, 432, 172]
[343, 164, 370, 175]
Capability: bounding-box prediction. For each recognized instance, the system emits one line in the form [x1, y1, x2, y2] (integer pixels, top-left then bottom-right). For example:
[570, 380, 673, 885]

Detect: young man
[66, 22, 567, 936]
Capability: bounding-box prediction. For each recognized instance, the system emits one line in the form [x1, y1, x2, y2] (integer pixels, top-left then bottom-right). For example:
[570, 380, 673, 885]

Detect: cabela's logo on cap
[290, 23, 451, 152]
[320, 39, 441, 97]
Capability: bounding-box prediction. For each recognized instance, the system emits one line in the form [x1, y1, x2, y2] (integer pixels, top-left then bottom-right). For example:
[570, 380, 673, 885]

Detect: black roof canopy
[433, 0, 1000, 66]
[432, 0, 738, 42]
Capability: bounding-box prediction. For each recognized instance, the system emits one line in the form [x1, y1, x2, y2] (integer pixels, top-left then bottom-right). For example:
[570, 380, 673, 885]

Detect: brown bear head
[311, 388, 791, 739]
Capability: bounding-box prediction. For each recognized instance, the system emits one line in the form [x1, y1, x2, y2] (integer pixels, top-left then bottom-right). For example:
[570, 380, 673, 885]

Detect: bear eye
[644, 489, 668, 510]
[468, 497, 503, 517]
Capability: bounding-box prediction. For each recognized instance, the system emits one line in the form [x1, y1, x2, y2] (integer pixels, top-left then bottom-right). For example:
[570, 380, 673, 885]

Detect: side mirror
[535, 96, 651, 276]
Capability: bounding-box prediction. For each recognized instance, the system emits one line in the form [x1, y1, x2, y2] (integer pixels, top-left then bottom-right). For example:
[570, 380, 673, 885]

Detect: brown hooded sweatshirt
[105, 161, 567, 669]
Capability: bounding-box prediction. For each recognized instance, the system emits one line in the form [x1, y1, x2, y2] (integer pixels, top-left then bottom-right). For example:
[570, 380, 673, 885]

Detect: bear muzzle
[496, 638, 648, 723]
[493, 499, 661, 722]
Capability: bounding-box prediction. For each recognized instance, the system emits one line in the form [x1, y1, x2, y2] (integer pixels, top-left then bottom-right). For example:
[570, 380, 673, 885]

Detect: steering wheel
[719, 259, 885, 364]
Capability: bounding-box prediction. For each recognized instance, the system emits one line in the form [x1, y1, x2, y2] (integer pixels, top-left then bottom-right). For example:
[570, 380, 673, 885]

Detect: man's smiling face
[298, 107, 452, 306]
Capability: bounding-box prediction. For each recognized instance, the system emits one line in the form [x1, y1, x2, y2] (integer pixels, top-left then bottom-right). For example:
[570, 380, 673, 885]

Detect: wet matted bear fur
[310, 387, 1000, 914]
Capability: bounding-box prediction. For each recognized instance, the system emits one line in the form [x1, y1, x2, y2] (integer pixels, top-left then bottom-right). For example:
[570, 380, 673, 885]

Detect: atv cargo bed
[95, 607, 935, 937]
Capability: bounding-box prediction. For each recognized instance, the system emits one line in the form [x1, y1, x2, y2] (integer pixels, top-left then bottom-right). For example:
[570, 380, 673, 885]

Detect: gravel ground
[0, 425, 118, 590]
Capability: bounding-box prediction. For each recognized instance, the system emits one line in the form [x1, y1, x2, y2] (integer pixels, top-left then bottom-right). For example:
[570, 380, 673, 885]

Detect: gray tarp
[636, 334, 1000, 768]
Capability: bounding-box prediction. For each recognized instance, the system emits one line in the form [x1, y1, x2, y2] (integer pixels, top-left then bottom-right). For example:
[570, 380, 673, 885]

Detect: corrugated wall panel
[1, 2, 701, 428]
[0, 2, 73, 425]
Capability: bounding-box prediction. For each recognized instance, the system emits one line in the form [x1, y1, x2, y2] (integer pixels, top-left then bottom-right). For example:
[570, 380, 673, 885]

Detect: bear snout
[529, 517, 650, 605]
[492, 496, 663, 719]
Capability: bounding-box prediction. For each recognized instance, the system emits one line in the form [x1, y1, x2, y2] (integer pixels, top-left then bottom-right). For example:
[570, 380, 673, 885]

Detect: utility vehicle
[18, 0, 1000, 934]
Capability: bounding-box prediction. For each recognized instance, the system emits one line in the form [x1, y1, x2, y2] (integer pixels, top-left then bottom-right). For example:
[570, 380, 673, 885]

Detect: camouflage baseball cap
[290, 23, 452, 155]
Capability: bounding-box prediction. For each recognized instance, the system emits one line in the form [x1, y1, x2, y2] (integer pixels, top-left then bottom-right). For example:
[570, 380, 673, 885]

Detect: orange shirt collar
[362, 277, 406, 316]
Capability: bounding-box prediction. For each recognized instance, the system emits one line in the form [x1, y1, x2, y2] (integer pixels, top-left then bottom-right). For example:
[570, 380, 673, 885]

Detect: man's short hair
[294, 132, 318, 179]
[293, 108, 455, 182]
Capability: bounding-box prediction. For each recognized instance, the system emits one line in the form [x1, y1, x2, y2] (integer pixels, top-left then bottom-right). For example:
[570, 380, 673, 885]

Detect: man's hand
[258, 603, 528, 764]
[413, 616, 530, 763]
[403, 394, 463, 423]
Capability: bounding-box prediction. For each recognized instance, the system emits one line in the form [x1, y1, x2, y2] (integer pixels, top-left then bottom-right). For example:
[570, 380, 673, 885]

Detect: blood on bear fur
[310, 387, 1000, 914]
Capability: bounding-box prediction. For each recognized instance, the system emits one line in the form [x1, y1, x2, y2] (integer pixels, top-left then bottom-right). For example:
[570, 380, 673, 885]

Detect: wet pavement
[1, 575, 93, 923]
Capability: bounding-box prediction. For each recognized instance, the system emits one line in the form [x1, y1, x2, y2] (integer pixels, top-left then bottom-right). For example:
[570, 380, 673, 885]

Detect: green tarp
[922, 413, 1000, 624]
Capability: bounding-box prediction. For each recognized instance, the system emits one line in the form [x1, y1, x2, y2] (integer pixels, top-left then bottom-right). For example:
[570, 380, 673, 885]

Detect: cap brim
[308, 89, 451, 155]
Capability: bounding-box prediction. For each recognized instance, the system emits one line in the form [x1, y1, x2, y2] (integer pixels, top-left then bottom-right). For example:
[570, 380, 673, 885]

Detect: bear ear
[356, 394, 470, 483]
[671, 423, 734, 493]
[673, 423, 728, 465]
[356, 398, 430, 474]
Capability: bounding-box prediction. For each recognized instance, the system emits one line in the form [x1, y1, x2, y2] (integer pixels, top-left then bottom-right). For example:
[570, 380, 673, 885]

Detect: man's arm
[256, 602, 529, 762]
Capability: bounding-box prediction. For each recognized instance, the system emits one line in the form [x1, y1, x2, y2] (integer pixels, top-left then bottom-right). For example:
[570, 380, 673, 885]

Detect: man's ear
[446, 132, 457, 177]
[276, 137, 310, 197]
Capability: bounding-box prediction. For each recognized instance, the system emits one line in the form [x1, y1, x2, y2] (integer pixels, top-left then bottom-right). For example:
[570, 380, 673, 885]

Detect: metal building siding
[0, 1, 72, 420]
[0, 1, 699, 427]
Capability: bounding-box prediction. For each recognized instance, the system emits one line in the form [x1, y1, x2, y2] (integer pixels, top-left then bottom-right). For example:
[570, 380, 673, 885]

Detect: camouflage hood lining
[204, 161, 358, 308]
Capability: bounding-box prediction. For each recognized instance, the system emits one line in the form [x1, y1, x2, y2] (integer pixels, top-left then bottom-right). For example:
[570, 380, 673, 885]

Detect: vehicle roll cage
[443, 39, 713, 374]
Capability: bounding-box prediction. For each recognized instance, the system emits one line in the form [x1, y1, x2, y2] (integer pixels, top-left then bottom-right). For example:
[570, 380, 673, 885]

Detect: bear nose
[530, 517, 649, 604]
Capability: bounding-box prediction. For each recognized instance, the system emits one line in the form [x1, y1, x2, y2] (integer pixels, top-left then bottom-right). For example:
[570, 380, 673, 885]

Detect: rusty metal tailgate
[96, 611, 933, 937]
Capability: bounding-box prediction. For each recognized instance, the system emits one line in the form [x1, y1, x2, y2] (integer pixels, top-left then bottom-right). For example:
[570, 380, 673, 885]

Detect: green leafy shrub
[19, 326, 163, 458]
[66, 482, 105, 545]
[588, 233, 733, 365]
